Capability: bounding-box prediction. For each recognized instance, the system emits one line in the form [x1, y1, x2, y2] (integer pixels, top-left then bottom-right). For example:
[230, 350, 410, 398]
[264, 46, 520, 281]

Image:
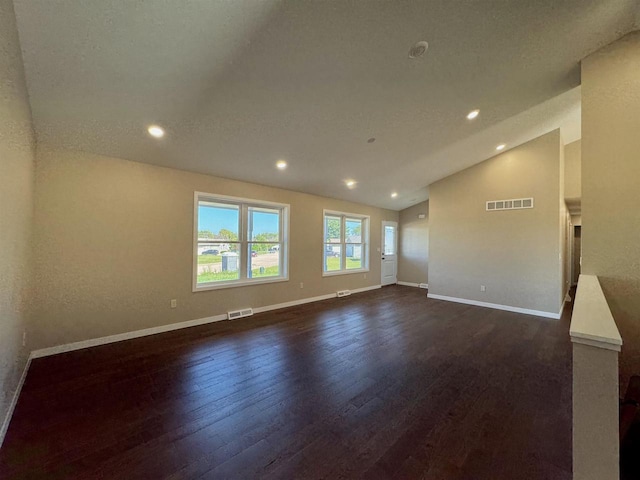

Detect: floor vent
[337, 290, 352, 298]
[419, 283, 429, 289]
[228, 308, 253, 320]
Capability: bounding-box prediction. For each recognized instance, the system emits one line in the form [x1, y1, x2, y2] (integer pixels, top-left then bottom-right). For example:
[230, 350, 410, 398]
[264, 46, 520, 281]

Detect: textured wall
[0, 0, 35, 440]
[429, 130, 563, 315]
[564, 139, 581, 200]
[581, 31, 640, 389]
[397, 201, 428, 285]
[32, 147, 398, 350]
[573, 342, 620, 480]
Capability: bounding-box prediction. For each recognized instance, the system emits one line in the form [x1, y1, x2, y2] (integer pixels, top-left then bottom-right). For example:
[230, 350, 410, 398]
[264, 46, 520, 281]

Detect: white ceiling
[13, 0, 640, 210]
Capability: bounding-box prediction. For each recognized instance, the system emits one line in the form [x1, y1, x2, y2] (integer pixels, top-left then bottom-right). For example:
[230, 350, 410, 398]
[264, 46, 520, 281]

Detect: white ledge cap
[570, 275, 622, 352]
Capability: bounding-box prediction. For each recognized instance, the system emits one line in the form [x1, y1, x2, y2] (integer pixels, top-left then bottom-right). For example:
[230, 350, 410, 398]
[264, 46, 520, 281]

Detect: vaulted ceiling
[13, 0, 640, 210]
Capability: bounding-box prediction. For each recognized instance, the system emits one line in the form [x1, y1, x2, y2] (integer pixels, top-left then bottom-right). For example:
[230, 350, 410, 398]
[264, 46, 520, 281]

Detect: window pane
[248, 207, 280, 242]
[197, 245, 240, 284]
[345, 244, 363, 269]
[248, 243, 280, 278]
[384, 225, 396, 255]
[195, 195, 289, 289]
[324, 244, 342, 272]
[345, 218, 362, 243]
[198, 202, 239, 242]
[324, 215, 341, 243]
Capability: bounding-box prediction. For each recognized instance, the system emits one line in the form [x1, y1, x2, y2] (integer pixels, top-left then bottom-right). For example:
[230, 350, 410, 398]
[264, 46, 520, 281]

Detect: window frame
[322, 209, 370, 277]
[193, 192, 289, 292]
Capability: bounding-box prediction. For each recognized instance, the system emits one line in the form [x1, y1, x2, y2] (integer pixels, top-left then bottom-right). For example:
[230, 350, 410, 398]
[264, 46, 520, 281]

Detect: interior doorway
[572, 225, 581, 285]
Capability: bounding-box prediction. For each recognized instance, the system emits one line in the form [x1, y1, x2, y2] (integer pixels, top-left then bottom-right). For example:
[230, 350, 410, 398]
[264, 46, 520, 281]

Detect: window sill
[322, 268, 369, 277]
[194, 275, 289, 292]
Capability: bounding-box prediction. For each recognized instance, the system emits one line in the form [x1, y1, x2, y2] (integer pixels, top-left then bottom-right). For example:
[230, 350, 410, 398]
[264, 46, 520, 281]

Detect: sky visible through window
[198, 205, 278, 237]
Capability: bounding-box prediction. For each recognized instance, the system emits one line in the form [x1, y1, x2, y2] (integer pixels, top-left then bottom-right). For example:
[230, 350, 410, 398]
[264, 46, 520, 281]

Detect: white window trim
[322, 209, 370, 277]
[193, 192, 290, 292]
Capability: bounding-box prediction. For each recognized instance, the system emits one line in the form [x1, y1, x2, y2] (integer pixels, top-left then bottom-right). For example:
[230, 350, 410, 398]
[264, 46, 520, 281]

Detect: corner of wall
[0, 0, 38, 445]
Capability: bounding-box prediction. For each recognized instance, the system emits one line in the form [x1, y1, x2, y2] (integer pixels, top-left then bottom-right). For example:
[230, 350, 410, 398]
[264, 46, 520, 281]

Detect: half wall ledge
[570, 274, 622, 480]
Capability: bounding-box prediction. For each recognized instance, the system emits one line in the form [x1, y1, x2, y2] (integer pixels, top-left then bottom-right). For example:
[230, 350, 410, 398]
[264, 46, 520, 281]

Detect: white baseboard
[397, 282, 428, 289]
[427, 293, 562, 320]
[30, 313, 229, 359]
[351, 285, 382, 294]
[1, 284, 382, 442]
[253, 293, 336, 314]
[0, 356, 32, 448]
[31, 285, 383, 359]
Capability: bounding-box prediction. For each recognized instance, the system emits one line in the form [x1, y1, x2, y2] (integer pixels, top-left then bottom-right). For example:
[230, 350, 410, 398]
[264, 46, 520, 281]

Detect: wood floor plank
[0, 286, 573, 479]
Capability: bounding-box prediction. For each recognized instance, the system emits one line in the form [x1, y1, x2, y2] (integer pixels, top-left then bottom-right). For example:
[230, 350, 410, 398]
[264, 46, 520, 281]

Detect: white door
[381, 221, 398, 286]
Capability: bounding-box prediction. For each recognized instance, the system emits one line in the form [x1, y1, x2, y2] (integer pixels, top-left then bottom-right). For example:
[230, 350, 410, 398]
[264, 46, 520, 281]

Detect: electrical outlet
[364, 273, 367, 279]
[22, 331, 27, 347]
[480, 285, 486, 292]
[170, 299, 177, 308]
[300, 282, 304, 289]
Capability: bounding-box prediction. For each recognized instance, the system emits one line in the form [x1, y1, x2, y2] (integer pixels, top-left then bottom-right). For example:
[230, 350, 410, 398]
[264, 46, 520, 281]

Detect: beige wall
[562, 205, 571, 299]
[0, 0, 35, 437]
[573, 342, 620, 480]
[565, 139, 581, 200]
[429, 130, 563, 314]
[581, 30, 640, 388]
[32, 147, 398, 349]
[397, 201, 428, 285]
[559, 136, 570, 301]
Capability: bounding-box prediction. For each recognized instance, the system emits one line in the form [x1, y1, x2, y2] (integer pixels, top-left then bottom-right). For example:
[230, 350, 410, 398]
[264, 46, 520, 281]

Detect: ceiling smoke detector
[408, 41, 429, 59]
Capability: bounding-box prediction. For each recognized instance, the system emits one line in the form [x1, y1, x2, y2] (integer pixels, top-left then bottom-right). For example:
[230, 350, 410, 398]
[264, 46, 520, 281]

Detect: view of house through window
[323, 210, 369, 274]
[195, 193, 288, 290]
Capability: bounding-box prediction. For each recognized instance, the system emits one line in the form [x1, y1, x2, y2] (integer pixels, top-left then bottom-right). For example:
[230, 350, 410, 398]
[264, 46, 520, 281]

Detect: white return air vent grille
[228, 308, 253, 320]
[337, 290, 352, 297]
[486, 197, 534, 212]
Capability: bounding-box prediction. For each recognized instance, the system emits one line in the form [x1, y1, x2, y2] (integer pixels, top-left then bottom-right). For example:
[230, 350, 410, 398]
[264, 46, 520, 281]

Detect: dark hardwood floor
[0, 286, 573, 479]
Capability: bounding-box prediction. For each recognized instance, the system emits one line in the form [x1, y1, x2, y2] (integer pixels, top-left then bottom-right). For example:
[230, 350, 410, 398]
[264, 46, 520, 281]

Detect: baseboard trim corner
[397, 282, 429, 289]
[427, 293, 561, 320]
[0, 355, 32, 448]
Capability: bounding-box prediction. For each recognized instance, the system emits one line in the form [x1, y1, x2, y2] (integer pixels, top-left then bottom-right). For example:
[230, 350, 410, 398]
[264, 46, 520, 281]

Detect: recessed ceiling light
[466, 109, 480, 120]
[408, 40, 429, 59]
[276, 160, 287, 170]
[391, 192, 398, 198]
[147, 125, 165, 138]
[496, 144, 506, 151]
[346, 180, 356, 188]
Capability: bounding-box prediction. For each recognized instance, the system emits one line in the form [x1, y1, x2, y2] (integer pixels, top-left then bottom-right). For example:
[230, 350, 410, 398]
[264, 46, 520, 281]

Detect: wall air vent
[228, 308, 253, 320]
[337, 290, 352, 298]
[486, 197, 534, 212]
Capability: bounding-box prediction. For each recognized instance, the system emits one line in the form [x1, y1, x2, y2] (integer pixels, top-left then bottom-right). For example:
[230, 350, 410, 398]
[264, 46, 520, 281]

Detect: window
[384, 224, 396, 255]
[194, 192, 289, 290]
[323, 210, 369, 275]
